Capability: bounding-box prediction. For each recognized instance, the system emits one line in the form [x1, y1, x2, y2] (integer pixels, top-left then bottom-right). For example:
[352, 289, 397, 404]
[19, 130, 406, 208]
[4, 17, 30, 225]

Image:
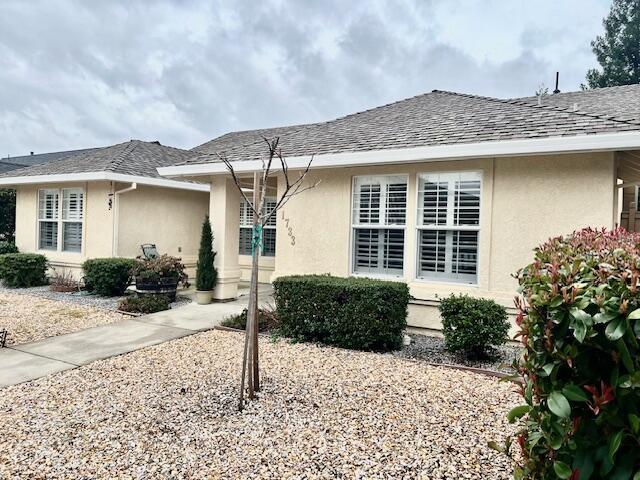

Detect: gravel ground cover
[0, 330, 520, 479]
[0, 285, 192, 311]
[0, 291, 126, 345]
[397, 333, 523, 374]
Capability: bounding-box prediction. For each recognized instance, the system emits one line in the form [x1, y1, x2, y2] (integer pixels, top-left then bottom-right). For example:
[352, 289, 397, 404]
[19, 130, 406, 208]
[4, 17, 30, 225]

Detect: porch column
[210, 176, 241, 300]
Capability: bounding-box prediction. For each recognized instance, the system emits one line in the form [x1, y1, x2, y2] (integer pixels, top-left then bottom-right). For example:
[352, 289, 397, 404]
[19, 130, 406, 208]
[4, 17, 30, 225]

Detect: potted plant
[195, 215, 217, 304]
[131, 254, 188, 302]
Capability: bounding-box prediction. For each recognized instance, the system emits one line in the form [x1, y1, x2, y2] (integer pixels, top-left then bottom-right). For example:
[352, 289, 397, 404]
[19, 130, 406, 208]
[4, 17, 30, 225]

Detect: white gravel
[0, 330, 519, 479]
[0, 291, 125, 346]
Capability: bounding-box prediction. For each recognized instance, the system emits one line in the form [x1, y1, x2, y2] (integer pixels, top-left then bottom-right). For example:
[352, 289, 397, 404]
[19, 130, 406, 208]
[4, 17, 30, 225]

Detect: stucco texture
[14, 182, 209, 279]
[273, 152, 616, 331]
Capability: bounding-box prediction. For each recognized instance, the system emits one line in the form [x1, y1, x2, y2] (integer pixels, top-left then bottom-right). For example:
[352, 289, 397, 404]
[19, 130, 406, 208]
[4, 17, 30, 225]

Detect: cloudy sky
[0, 0, 611, 157]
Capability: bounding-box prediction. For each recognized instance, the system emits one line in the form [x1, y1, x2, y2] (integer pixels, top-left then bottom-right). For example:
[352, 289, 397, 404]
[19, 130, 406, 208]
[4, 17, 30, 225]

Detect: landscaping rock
[0, 330, 519, 478]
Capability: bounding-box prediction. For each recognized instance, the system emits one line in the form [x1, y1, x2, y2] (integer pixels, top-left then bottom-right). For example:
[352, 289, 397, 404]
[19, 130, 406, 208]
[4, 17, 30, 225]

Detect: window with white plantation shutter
[417, 172, 481, 284]
[37, 188, 84, 252]
[352, 175, 407, 276]
[38, 189, 59, 250]
[239, 197, 277, 257]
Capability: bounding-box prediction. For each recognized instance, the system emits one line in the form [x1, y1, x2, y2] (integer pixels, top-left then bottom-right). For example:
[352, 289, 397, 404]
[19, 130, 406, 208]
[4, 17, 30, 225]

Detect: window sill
[411, 277, 479, 288]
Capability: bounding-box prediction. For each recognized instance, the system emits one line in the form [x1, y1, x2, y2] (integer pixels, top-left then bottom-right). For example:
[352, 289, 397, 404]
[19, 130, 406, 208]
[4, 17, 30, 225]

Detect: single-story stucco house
[157, 85, 640, 330]
[2, 84, 640, 332]
[0, 140, 210, 276]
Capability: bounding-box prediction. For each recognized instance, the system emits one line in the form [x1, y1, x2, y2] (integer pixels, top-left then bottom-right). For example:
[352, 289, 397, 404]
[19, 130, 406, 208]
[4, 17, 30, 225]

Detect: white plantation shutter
[38, 190, 59, 250]
[417, 172, 481, 284]
[352, 176, 407, 276]
[38, 188, 84, 252]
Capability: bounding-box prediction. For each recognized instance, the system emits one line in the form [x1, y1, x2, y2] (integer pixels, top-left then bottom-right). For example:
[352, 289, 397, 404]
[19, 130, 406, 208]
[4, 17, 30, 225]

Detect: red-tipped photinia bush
[501, 228, 640, 479]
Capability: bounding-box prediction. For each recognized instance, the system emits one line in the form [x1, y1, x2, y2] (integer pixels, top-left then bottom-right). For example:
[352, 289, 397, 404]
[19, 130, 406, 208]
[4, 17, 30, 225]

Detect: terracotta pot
[195, 290, 213, 305]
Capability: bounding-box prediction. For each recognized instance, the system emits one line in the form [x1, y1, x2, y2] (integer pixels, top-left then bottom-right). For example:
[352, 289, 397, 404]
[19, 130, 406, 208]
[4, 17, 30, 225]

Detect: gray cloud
[0, 0, 610, 156]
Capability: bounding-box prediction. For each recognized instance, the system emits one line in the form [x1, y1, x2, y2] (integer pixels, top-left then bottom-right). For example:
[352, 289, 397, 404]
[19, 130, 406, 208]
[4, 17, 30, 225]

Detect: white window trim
[349, 174, 409, 279]
[414, 170, 482, 286]
[37, 187, 85, 254]
[239, 197, 277, 257]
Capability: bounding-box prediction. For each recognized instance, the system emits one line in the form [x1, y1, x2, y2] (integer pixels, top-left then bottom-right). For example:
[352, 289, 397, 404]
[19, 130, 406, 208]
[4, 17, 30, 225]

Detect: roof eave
[158, 131, 640, 177]
[0, 171, 210, 192]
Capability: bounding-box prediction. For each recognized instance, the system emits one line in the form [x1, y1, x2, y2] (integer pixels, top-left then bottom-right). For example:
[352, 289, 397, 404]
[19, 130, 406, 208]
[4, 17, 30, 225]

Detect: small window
[351, 175, 407, 276]
[416, 172, 481, 284]
[38, 188, 84, 252]
[239, 198, 277, 257]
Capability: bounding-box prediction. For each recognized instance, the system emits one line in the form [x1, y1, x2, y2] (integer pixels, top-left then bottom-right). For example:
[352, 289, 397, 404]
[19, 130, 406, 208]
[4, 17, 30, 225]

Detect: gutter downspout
[112, 182, 137, 256]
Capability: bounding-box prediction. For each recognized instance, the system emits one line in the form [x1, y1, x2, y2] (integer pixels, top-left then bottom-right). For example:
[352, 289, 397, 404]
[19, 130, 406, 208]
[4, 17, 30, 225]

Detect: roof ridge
[432, 89, 640, 127]
[106, 140, 139, 172]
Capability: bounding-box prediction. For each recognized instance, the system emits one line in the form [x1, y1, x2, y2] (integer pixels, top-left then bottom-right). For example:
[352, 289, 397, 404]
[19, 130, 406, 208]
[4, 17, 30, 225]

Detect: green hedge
[118, 295, 169, 314]
[0, 241, 18, 255]
[273, 275, 410, 351]
[0, 253, 47, 288]
[82, 258, 137, 296]
[439, 294, 509, 358]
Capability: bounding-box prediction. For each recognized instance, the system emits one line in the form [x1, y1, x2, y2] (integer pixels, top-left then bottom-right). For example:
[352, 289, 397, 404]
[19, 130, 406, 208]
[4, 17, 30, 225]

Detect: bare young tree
[219, 137, 318, 411]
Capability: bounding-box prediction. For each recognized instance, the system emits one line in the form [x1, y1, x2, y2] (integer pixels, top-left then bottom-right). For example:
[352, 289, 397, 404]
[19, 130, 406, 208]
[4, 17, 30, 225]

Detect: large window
[416, 171, 481, 284]
[239, 198, 276, 257]
[351, 175, 407, 276]
[38, 188, 84, 252]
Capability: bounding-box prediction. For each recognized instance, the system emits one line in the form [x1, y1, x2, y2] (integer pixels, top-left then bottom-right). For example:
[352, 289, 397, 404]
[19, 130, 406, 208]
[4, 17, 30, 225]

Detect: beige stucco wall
[116, 184, 209, 278]
[15, 181, 114, 278]
[14, 182, 209, 281]
[273, 152, 616, 332]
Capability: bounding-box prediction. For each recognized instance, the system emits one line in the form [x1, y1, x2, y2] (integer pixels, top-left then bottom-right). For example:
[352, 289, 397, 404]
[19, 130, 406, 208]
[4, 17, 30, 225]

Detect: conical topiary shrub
[195, 216, 217, 303]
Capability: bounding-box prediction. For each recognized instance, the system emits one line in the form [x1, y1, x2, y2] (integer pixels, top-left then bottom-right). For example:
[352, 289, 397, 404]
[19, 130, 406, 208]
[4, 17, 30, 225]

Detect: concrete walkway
[0, 287, 272, 388]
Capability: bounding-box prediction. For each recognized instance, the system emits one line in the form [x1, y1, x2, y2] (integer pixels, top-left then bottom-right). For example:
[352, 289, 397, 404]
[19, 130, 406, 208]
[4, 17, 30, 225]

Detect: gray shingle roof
[185, 85, 640, 166]
[511, 84, 640, 124]
[1, 147, 98, 168]
[0, 140, 197, 179]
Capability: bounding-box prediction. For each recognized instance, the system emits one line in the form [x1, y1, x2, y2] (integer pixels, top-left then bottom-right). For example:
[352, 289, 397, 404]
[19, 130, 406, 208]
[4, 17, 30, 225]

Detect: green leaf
[634, 320, 640, 338]
[550, 296, 564, 308]
[608, 430, 623, 461]
[548, 391, 571, 418]
[627, 308, 640, 320]
[487, 441, 503, 453]
[574, 320, 587, 343]
[562, 384, 589, 402]
[553, 461, 573, 479]
[606, 317, 627, 341]
[629, 414, 640, 434]
[507, 405, 530, 423]
[617, 339, 635, 373]
[594, 311, 619, 324]
[571, 307, 593, 326]
[633, 472, 640, 480]
[540, 363, 555, 377]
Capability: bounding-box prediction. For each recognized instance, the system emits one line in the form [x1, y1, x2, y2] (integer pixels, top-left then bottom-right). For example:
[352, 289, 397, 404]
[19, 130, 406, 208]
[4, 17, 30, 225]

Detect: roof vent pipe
[553, 72, 560, 94]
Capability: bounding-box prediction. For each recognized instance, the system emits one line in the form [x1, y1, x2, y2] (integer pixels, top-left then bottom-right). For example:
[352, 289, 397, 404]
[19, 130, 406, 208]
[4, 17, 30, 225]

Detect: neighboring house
[159, 85, 640, 330]
[0, 147, 98, 174]
[0, 140, 210, 277]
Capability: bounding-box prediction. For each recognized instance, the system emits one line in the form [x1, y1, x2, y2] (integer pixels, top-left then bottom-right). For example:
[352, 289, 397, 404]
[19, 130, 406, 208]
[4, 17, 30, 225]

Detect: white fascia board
[157, 131, 640, 177]
[0, 171, 210, 192]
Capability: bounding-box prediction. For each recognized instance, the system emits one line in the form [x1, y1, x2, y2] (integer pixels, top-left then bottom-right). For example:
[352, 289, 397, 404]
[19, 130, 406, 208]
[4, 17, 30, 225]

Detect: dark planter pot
[135, 276, 178, 302]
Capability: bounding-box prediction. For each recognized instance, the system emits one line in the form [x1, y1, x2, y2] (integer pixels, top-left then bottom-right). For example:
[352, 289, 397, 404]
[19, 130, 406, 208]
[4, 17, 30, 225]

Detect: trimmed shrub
[196, 215, 217, 291]
[0, 253, 47, 287]
[0, 241, 18, 255]
[220, 306, 279, 332]
[273, 275, 410, 351]
[501, 228, 640, 478]
[82, 258, 137, 296]
[118, 295, 169, 314]
[439, 294, 509, 358]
